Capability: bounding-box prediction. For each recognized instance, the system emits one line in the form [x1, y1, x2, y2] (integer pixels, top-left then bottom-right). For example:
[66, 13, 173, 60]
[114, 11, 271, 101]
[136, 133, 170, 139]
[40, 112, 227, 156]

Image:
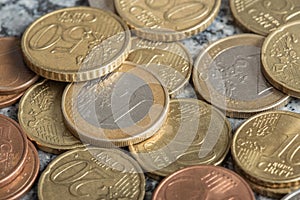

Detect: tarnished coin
[0, 37, 38, 94]
[0, 92, 24, 108]
[232, 111, 300, 189]
[0, 141, 39, 200]
[22, 7, 130, 82]
[262, 21, 300, 98]
[230, 0, 300, 36]
[0, 114, 28, 187]
[282, 189, 300, 200]
[126, 37, 192, 96]
[193, 34, 289, 118]
[88, 0, 115, 13]
[18, 80, 83, 154]
[38, 147, 145, 200]
[114, 0, 221, 41]
[62, 62, 169, 147]
[152, 165, 255, 200]
[129, 99, 231, 177]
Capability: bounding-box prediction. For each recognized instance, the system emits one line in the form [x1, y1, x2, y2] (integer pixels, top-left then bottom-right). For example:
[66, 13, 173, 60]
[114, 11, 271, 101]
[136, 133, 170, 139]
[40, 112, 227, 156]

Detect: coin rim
[0, 92, 24, 109]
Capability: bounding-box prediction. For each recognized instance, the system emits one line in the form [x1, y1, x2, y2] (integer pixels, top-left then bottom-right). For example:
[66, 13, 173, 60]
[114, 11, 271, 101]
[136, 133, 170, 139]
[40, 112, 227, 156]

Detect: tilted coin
[232, 111, 300, 189]
[230, 0, 300, 36]
[0, 37, 38, 94]
[282, 188, 300, 200]
[126, 37, 192, 96]
[22, 7, 130, 82]
[114, 0, 221, 41]
[129, 98, 231, 177]
[62, 62, 169, 147]
[152, 165, 255, 200]
[88, 0, 115, 13]
[0, 114, 28, 187]
[193, 34, 289, 118]
[18, 80, 84, 154]
[0, 141, 39, 200]
[0, 92, 24, 109]
[262, 21, 300, 98]
[38, 147, 145, 200]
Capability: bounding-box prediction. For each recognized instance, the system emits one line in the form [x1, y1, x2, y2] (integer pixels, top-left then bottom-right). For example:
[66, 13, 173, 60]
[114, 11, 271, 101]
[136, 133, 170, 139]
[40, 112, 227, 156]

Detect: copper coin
[0, 114, 28, 187]
[152, 165, 255, 200]
[0, 92, 24, 108]
[0, 37, 38, 94]
[0, 140, 39, 200]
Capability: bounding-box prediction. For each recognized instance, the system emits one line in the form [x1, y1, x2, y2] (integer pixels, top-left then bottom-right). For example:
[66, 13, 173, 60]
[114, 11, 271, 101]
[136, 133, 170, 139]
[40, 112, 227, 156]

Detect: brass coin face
[21, 7, 131, 82]
[62, 62, 169, 147]
[114, 0, 221, 41]
[152, 165, 255, 200]
[18, 80, 83, 153]
[193, 34, 289, 118]
[0, 92, 24, 108]
[262, 21, 300, 98]
[0, 37, 38, 94]
[129, 98, 231, 177]
[230, 0, 300, 36]
[38, 147, 145, 200]
[232, 111, 300, 188]
[0, 141, 39, 200]
[127, 37, 192, 96]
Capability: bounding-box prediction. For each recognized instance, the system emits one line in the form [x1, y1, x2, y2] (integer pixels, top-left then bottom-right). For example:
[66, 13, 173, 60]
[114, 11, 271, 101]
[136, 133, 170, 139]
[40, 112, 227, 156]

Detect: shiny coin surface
[0, 92, 24, 108]
[22, 7, 130, 82]
[262, 21, 300, 98]
[38, 147, 145, 200]
[230, 0, 300, 36]
[152, 165, 255, 200]
[62, 62, 169, 147]
[129, 98, 231, 177]
[0, 37, 38, 94]
[193, 34, 289, 118]
[18, 80, 83, 154]
[282, 188, 300, 200]
[114, 0, 221, 41]
[232, 111, 300, 188]
[0, 114, 28, 187]
[126, 37, 192, 96]
[0, 141, 39, 200]
[88, 0, 115, 13]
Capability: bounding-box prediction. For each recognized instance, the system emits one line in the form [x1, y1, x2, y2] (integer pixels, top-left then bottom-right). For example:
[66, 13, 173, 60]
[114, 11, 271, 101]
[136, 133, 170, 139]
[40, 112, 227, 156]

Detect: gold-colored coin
[262, 21, 300, 98]
[230, 0, 300, 36]
[62, 62, 169, 147]
[126, 37, 192, 96]
[232, 111, 300, 189]
[18, 80, 83, 154]
[129, 98, 231, 177]
[114, 0, 221, 41]
[38, 147, 145, 200]
[193, 34, 289, 118]
[21, 7, 130, 82]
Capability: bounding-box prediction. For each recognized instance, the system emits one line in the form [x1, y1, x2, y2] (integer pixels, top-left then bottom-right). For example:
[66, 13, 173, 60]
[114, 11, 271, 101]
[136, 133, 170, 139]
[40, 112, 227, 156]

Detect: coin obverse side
[230, 0, 300, 36]
[152, 165, 255, 200]
[193, 34, 289, 118]
[282, 189, 300, 200]
[0, 114, 28, 187]
[262, 21, 300, 98]
[38, 147, 145, 200]
[18, 80, 83, 154]
[0, 92, 24, 109]
[129, 98, 231, 177]
[0, 141, 39, 200]
[114, 0, 221, 41]
[62, 62, 169, 147]
[0, 37, 38, 94]
[126, 37, 193, 96]
[21, 7, 131, 82]
[232, 111, 300, 189]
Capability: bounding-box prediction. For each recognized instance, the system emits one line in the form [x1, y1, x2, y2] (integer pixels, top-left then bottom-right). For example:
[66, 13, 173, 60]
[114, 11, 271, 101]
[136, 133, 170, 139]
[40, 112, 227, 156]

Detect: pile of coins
[0, 0, 300, 199]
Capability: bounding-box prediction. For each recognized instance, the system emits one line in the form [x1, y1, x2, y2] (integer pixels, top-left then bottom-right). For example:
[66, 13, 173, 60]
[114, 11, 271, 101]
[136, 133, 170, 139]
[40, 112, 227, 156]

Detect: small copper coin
[0, 92, 24, 108]
[0, 114, 28, 187]
[0, 140, 39, 200]
[0, 37, 38, 94]
[152, 165, 255, 200]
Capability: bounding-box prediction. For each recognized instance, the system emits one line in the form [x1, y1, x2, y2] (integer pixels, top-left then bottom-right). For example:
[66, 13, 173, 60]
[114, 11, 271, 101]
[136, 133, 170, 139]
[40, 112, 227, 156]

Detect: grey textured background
[0, 0, 298, 199]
